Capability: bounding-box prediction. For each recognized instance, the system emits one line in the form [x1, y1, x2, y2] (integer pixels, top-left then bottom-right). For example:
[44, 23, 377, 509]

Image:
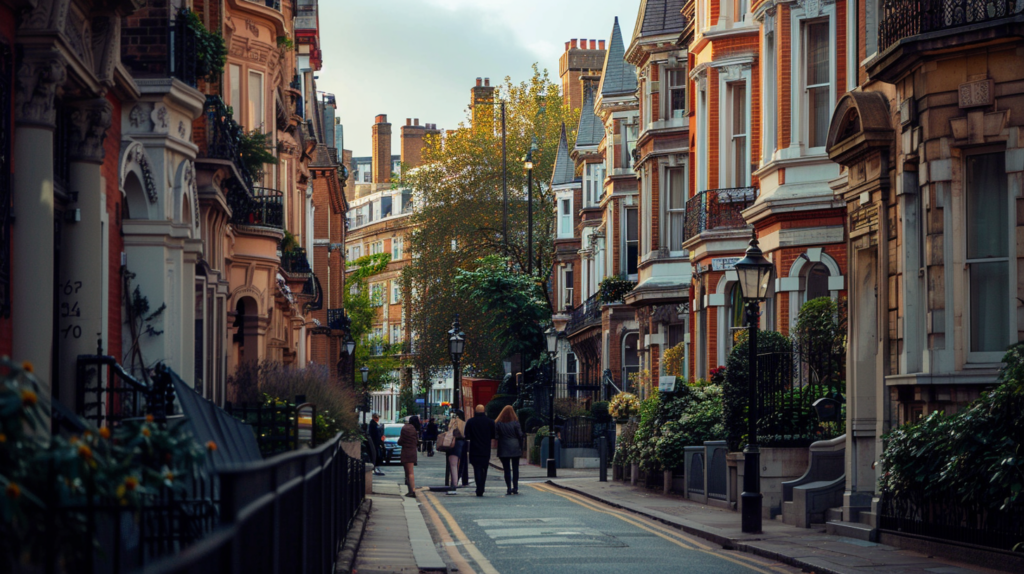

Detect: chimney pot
[571, 39, 578, 48]
[414, 118, 420, 126]
[484, 78, 490, 87]
[476, 77, 482, 87]
[375, 114, 388, 124]
[590, 40, 596, 49]
[406, 118, 411, 126]
[565, 41, 570, 51]
[599, 40, 606, 50]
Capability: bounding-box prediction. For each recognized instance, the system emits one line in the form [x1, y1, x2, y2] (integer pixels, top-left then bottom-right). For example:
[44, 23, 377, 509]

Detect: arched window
[805, 262, 830, 303]
[728, 283, 748, 347]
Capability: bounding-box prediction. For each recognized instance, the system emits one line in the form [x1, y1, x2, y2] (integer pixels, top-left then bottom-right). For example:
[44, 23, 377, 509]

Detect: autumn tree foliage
[403, 66, 579, 383]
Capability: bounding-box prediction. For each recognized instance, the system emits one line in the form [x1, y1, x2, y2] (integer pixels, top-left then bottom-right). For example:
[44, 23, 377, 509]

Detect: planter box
[735, 447, 810, 519]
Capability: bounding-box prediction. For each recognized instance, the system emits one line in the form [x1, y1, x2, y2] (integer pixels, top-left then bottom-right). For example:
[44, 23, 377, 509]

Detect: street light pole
[502, 102, 508, 255]
[448, 314, 465, 413]
[733, 230, 775, 535]
[360, 366, 370, 424]
[545, 327, 559, 478]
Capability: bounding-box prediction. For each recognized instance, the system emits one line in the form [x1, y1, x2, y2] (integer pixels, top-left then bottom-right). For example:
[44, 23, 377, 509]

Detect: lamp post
[448, 314, 465, 413]
[360, 366, 370, 422]
[733, 229, 776, 534]
[524, 137, 538, 275]
[502, 102, 508, 255]
[545, 326, 559, 478]
[342, 333, 358, 421]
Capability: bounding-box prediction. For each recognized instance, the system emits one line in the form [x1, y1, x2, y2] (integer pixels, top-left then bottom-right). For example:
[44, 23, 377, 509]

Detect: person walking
[446, 411, 466, 495]
[494, 405, 525, 495]
[368, 413, 386, 476]
[398, 415, 421, 498]
[424, 418, 438, 456]
[463, 404, 496, 497]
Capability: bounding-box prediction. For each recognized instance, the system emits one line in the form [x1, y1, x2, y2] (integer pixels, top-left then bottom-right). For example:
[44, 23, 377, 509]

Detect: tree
[403, 66, 579, 382]
[344, 253, 406, 393]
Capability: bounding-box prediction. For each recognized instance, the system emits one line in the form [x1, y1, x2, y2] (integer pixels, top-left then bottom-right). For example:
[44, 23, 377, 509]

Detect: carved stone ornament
[720, 65, 742, 81]
[178, 120, 187, 139]
[184, 160, 200, 224]
[697, 74, 707, 93]
[958, 79, 993, 109]
[67, 98, 113, 162]
[245, 19, 259, 38]
[21, 0, 71, 31]
[15, 54, 67, 127]
[128, 103, 151, 129]
[804, 0, 822, 18]
[121, 143, 158, 204]
[151, 103, 170, 134]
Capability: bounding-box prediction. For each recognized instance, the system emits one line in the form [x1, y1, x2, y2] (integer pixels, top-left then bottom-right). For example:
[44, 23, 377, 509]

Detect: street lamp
[524, 137, 538, 275]
[545, 326, 559, 478]
[360, 366, 370, 420]
[448, 314, 465, 413]
[733, 229, 776, 534]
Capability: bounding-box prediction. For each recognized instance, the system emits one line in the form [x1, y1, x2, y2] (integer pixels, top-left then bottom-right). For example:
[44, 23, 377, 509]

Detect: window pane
[732, 84, 746, 135]
[669, 168, 685, 209]
[970, 261, 1008, 353]
[966, 153, 1007, 259]
[809, 86, 830, 148]
[626, 208, 638, 241]
[248, 71, 263, 131]
[806, 262, 829, 301]
[229, 65, 241, 117]
[627, 244, 639, 275]
[806, 22, 829, 86]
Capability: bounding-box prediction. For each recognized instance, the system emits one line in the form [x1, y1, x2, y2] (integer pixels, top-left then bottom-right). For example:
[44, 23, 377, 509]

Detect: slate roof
[551, 123, 577, 185]
[632, 0, 687, 40]
[598, 17, 638, 98]
[575, 79, 603, 148]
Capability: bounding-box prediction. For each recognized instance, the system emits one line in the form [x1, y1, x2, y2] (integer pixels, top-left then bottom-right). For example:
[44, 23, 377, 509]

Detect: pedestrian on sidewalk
[424, 418, 438, 456]
[463, 404, 496, 497]
[368, 413, 386, 476]
[446, 411, 466, 495]
[398, 415, 421, 498]
[494, 405, 524, 495]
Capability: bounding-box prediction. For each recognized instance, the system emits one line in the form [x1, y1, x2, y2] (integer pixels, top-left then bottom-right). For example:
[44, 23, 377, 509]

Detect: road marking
[422, 490, 502, 574]
[418, 490, 477, 574]
[530, 483, 787, 574]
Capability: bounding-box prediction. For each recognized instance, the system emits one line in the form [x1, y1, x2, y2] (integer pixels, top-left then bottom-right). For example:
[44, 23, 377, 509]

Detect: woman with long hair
[495, 405, 525, 495]
[446, 410, 466, 495]
[398, 415, 421, 498]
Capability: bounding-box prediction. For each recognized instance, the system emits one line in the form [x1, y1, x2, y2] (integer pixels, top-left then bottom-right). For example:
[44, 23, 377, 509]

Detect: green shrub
[613, 420, 637, 467]
[590, 401, 611, 422]
[631, 391, 663, 471]
[722, 330, 793, 451]
[185, 9, 227, 81]
[516, 407, 537, 424]
[524, 416, 546, 433]
[598, 275, 637, 304]
[529, 444, 541, 465]
[485, 394, 517, 420]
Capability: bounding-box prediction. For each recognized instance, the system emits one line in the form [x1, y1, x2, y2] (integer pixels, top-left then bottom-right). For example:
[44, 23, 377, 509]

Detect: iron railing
[146, 434, 366, 574]
[879, 0, 1024, 53]
[169, 9, 198, 87]
[281, 247, 313, 274]
[566, 292, 602, 335]
[224, 400, 298, 457]
[76, 355, 176, 429]
[229, 186, 284, 229]
[561, 416, 595, 448]
[327, 308, 349, 331]
[879, 490, 1024, 552]
[302, 274, 323, 313]
[756, 341, 845, 447]
[0, 42, 11, 318]
[683, 187, 757, 242]
[202, 96, 254, 191]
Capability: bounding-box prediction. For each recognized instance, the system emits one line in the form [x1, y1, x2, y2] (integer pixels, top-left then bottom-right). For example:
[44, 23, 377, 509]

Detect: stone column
[12, 54, 65, 396]
[58, 99, 113, 403]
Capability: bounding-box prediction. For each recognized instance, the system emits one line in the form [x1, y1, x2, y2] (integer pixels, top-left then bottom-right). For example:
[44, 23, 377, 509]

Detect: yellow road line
[530, 483, 785, 574]
[417, 490, 477, 574]
[422, 490, 502, 574]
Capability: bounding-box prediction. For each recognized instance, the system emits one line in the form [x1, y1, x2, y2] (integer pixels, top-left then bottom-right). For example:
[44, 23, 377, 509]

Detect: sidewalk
[549, 477, 1010, 574]
[351, 480, 446, 574]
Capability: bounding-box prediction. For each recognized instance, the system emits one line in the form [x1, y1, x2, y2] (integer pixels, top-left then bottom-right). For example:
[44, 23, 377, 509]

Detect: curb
[546, 481, 849, 574]
[335, 498, 372, 574]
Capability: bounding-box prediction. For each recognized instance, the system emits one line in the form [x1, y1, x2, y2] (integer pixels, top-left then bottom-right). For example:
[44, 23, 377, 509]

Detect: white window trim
[717, 65, 753, 189]
[696, 73, 709, 193]
[558, 195, 574, 238]
[762, 18, 777, 166]
[661, 64, 688, 123]
[660, 160, 688, 256]
[623, 204, 639, 281]
[790, 6, 837, 154]
[247, 69, 266, 132]
[642, 165, 653, 258]
[784, 253, 843, 332]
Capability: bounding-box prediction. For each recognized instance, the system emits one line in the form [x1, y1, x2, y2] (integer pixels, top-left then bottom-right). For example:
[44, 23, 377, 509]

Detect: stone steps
[825, 519, 878, 542]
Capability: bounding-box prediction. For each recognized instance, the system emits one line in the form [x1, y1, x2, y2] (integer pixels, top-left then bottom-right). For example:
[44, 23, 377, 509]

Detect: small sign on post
[658, 376, 677, 393]
[296, 403, 316, 448]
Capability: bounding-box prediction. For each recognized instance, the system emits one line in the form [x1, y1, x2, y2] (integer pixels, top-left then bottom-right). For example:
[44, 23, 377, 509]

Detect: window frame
[247, 69, 265, 132]
[663, 164, 687, 254]
[802, 18, 832, 150]
[663, 66, 688, 120]
[723, 80, 750, 188]
[391, 236, 403, 260]
[624, 206, 639, 280]
[558, 196, 573, 238]
[390, 280, 400, 305]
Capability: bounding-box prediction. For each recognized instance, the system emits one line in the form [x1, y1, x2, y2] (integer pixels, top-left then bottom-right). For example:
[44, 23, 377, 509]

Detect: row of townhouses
[0, 0, 353, 410]
[551, 0, 1024, 524]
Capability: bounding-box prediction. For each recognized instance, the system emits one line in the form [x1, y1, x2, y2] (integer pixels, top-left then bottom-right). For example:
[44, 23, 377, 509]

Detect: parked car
[381, 423, 404, 465]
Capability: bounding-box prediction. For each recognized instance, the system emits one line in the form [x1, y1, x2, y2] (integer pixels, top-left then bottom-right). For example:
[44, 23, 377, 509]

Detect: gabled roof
[598, 17, 638, 98]
[632, 0, 686, 41]
[575, 79, 603, 148]
[551, 124, 576, 186]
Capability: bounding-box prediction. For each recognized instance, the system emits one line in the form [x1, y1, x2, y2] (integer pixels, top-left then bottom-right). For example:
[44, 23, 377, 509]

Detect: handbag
[436, 431, 455, 452]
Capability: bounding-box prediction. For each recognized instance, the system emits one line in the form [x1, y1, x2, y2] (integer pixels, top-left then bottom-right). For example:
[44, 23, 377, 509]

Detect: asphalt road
[376, 449, 797, 574]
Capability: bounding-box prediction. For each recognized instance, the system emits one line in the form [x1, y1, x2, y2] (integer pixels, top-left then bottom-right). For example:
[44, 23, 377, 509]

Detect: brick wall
[121, 0, 171, 79]
[372, 115, 391, 184]
[778, 5, 792, 150]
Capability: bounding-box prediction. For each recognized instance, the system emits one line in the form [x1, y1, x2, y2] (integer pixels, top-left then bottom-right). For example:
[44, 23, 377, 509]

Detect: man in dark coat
[463, 404, 496, 496]
[368, 413, 386, 476]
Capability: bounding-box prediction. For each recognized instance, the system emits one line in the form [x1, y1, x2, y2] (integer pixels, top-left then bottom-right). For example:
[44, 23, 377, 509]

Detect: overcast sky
[316, 0, 638, 157]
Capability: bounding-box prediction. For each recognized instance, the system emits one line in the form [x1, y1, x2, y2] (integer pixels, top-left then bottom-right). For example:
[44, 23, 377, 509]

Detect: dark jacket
[368, 420, 384, 447]
[398, 423, 419, 465]
[424, 422, 439, 441]
[463, 413, 496, 462]
[495, 421, 524, 458]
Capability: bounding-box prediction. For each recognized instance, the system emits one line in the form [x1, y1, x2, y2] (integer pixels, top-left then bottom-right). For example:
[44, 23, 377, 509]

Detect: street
[373, 453, 798, 574]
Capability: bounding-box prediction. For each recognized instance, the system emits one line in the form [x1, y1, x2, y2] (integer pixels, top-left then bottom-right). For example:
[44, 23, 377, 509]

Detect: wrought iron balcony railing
[327, 308, 349, 331]
[281, 247, 312, 274]
[228, 186, 283, 229]
[201, 96, 254, 191]
[566, 292, 602, 335]
[169, 9, 198, 87]
[683, 187, 758, 243]
[879, 0, 1024, 53]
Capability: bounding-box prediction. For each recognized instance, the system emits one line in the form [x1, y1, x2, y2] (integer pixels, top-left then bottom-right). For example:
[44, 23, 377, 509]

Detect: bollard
[598, 436, 608, 482]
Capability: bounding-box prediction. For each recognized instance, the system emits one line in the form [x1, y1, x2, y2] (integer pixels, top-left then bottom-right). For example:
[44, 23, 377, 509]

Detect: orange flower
[124, 476, 139, 491]
[69, 436, 79, 445]
[206, 441, 217, 452]
[83, 431, 92, 439]
[78, 445, 93, 460]
[164, 471, 174, 483]
[145, 414, 154, 423]
[98, 427, 111, 440]
[5, 483, 20, 499]
[0, 433, 7, 443]
[20, 389, 37, 406]
[21, 361, 33, 373]
[141, 427, 151, 438]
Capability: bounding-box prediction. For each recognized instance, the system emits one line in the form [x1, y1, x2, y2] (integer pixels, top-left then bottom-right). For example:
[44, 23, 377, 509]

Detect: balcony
[243, 0, 281, 10]
[566, 292, 602, 336]
[327, 308, 349, 331]
[281, 247, 312, 275]
[683, 187, 757, 242]
[229, 186, 283, 230]
[200, 96, 254, 191]
[879, 0, 1024, 53]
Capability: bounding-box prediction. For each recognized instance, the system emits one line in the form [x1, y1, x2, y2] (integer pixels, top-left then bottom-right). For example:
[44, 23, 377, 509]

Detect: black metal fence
[76, 355, 175, 429]
[683, 187, 757, 243]
[202, 96, 254, 191]
[879, 0, 1024, 53]
[169, 9, 198, 87]
[561, 416, 594, 448]
[879, 491, 1024, 552]
[229, 186, 284, 229]
[755, 343, 845, 447]
[146, 434, 365, 574]
[566, 292, 601, 335]
[224, 400, 298, 457]
[281, 248, 313, 274]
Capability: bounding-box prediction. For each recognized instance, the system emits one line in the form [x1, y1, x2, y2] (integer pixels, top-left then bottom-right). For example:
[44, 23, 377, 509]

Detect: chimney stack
[571, 38, 578, 49]
[476, 77, 482, 87]
[371, 114, 391, 184]
[599, 40, 605, 50]
[470, 75, 496, 133]
[565, 41, 570, 51]
[484, 78, 490, 87]
[414, 118, 420, 126]
[590, 40, 596, 49]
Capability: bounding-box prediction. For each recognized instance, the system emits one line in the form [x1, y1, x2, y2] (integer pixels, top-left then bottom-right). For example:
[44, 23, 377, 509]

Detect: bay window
[805, 21, 830, 148]
[623, 120, 638, 168]
[559, 197, 573, 237]
[727, 82, 748, 187]
[966, 152, 1009, 360]
[624, 207, 638, 278]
